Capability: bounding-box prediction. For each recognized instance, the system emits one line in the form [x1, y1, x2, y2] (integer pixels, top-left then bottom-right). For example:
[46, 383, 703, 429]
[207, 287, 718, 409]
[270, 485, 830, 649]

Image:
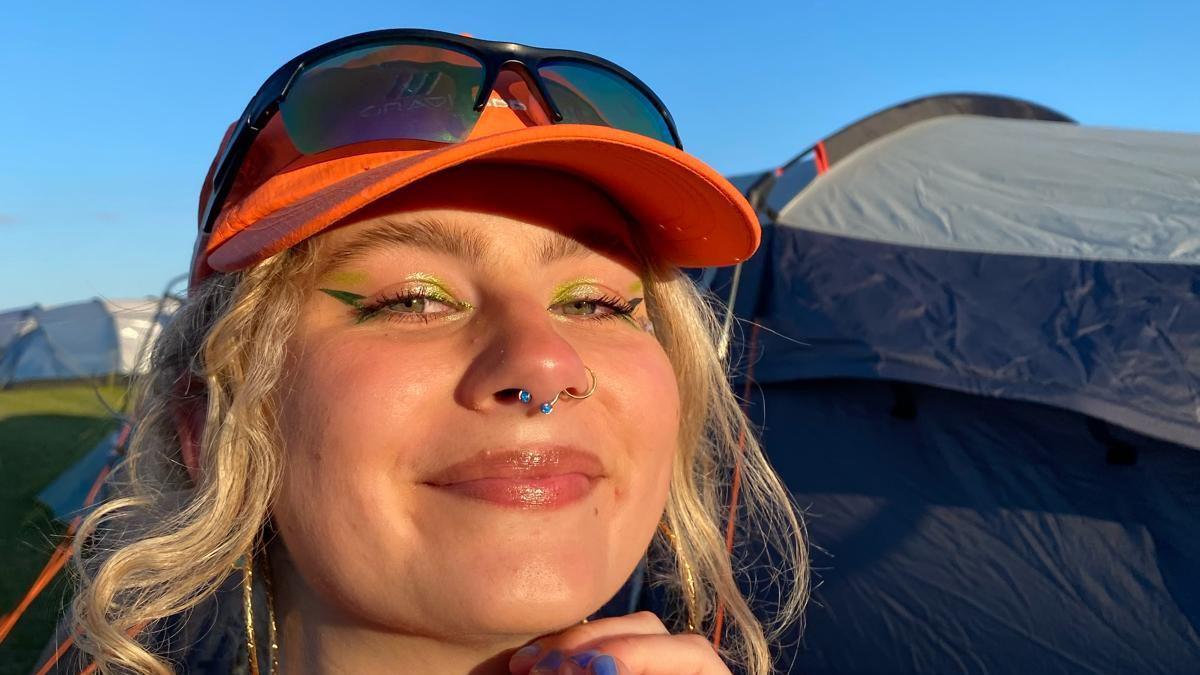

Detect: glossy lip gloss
[422, 445, 605, 509]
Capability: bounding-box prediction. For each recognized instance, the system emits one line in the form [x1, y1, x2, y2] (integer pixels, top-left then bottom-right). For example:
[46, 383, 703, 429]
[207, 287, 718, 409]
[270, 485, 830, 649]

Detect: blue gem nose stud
[518, 389, 532, 404]
[540, 402, 555, 414]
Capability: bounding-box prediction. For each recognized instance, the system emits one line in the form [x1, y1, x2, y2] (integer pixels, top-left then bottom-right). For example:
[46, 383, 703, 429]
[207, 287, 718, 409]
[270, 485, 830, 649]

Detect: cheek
[270, 332, 450, 597]
[621, 339, 680, 455]
[276, 333, 445, 479]
[603, 340, 681, 537]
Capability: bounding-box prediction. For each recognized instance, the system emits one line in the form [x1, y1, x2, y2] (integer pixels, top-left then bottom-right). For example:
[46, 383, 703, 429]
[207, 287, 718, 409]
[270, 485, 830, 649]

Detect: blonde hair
[71, 230, 808, 674]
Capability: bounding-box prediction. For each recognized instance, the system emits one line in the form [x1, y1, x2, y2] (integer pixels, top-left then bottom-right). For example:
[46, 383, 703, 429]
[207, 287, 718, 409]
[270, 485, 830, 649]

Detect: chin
[468, 598, 595, 636]
[282, 488, 662, 640]
[424, 549, 629, 636]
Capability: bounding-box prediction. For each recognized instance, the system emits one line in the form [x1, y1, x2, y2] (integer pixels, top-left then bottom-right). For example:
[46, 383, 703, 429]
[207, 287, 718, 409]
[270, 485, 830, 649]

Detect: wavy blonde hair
[71, 224, 808, 674]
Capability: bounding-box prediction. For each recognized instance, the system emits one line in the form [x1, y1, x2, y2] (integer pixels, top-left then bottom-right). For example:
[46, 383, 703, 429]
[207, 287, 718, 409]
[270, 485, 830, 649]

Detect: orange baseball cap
[189, 69, 760, 289]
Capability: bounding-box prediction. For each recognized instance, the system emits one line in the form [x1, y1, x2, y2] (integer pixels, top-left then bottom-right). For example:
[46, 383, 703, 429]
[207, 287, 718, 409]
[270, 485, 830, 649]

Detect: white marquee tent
[0, 297, 180, 387]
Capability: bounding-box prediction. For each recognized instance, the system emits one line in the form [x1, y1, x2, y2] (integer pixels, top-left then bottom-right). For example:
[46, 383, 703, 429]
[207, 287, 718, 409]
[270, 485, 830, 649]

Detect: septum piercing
[517, 366, 597, 414]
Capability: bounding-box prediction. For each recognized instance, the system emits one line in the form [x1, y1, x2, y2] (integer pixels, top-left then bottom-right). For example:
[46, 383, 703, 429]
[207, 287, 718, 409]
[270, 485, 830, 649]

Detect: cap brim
[203, 124, 759, 276]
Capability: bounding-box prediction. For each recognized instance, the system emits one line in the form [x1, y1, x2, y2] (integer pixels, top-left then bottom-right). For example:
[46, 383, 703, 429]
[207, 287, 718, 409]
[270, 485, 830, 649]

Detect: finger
[524, 649, 619, 675]
[510, 612, 669, 674]
[587, 653, 626, 675]
[584, 633, 728, 675]
[521, 633, 727, 675]
[574, 651, 623, 675]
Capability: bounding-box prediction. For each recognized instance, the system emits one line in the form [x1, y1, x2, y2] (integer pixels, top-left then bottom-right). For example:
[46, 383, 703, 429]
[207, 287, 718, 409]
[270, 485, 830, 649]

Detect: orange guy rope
[1, 461, 112, 645]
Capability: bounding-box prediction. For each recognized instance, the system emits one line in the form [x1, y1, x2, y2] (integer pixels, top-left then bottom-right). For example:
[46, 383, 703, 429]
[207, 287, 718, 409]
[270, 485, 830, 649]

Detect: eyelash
[354, 291, 641, 325]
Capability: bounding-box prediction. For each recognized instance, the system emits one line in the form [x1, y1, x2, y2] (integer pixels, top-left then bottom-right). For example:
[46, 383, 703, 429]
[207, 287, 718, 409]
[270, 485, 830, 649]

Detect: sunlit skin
[264, 165, 728, 674]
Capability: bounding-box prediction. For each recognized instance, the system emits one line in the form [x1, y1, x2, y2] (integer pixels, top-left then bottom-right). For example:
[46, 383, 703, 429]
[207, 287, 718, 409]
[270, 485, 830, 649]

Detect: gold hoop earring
[262, 548, 280, 674]
[658, 520, 699, 632]
[242, 546, 280, 675]
[241, 552, 261, 675]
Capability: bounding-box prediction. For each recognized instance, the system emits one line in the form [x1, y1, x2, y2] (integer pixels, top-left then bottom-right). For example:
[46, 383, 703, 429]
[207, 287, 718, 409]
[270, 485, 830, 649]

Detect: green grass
[0, 379, 127, 675]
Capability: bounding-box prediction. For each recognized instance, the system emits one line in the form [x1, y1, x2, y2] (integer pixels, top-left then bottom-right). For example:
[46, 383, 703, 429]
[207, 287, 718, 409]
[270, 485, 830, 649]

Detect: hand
[508, 612, 732, 675]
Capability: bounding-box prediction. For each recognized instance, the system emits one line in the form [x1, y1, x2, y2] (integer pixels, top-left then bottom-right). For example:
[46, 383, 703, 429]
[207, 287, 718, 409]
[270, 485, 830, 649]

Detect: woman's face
[270, 164, 680, 640]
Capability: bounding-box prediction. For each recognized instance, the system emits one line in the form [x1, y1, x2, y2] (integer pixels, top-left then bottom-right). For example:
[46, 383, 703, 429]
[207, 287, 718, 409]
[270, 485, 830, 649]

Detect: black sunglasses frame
[201, 28, 683, 235]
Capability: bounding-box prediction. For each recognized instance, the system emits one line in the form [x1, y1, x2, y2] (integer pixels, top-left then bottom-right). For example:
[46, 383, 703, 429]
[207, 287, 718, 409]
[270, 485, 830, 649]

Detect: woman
[67, 29, 807, 675]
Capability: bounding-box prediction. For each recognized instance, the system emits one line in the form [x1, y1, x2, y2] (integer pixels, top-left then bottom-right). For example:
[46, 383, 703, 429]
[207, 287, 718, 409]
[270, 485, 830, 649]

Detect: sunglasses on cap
[200, 28, 683, 236]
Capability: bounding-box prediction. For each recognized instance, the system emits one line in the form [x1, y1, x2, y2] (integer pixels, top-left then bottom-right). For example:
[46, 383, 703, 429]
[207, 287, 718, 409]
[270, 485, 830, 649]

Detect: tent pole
[717, 261, 744, 361]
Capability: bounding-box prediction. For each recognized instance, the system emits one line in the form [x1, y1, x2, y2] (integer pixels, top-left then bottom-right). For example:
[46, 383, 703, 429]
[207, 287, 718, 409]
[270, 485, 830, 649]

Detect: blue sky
[2, 1, 1197, 309]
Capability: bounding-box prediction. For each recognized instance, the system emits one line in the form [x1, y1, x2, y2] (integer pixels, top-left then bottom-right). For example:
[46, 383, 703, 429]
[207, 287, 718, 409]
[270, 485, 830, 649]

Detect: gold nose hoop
[516, 366, 597, 414]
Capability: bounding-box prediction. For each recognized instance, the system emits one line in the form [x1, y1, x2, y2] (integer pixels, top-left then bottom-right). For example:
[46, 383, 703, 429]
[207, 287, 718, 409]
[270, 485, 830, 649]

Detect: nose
[456, 302, 594, 416]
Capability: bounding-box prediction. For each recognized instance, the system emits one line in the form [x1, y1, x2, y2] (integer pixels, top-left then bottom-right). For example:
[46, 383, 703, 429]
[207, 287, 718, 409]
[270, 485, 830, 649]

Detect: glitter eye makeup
[321, 288, 470, 324]
[320, 269, 371, 287]
[319, 275, 650, 329]
[549, 279, 646, 327]
[319, 273, 473, 325]
[555, 295, 643, 322]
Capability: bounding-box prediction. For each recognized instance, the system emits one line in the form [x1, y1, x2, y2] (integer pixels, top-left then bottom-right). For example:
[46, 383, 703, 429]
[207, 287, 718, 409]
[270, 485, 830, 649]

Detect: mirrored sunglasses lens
[281, 43, 486, 153]
[538, 61, 674, 145]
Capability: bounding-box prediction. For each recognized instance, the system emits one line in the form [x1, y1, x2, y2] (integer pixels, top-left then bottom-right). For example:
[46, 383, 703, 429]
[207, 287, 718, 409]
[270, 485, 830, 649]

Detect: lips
[422, 445, 605, 509]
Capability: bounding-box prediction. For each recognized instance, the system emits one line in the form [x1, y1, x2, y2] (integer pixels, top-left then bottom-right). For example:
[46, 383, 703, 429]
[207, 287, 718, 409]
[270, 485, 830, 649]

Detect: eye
[551, 294, 642, 322]
[325, 286, 644, 328]
[356, 290, 465, 324]
[560, 300, 602, 315]
[381, 295, 442, 314]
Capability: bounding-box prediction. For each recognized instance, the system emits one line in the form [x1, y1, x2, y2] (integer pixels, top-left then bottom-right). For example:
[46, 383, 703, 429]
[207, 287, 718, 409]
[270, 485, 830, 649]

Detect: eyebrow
[319, 214, 635, 275]
[320, 216, 487, 275]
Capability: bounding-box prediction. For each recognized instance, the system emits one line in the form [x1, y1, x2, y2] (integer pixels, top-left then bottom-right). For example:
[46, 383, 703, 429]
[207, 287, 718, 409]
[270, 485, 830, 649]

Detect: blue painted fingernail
[590, 654, 618, 675]
[570, 650, 601, 668]
[530, 650, 565, 674]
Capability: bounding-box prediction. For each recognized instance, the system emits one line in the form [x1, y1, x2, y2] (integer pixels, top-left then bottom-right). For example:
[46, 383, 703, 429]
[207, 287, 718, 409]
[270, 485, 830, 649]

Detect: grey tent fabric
[0, 300, 116, 383]
[727, 171, 767, 194]
[753, 116, 1200, 450]
[0, 297, 178, 386]
[701, 113, 1200, 673]
[746, 226, 1200, 450]
[776, 116, 1200, 263]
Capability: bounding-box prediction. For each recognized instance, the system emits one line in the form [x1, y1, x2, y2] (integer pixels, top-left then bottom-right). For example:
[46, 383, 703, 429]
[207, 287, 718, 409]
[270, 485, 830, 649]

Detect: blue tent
[36, 427, 123, 523]
[707, 95, 1200, 673]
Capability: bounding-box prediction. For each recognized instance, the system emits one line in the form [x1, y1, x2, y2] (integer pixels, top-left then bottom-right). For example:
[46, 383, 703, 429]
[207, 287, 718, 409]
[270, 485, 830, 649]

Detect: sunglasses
[201, 28, 683, 235]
